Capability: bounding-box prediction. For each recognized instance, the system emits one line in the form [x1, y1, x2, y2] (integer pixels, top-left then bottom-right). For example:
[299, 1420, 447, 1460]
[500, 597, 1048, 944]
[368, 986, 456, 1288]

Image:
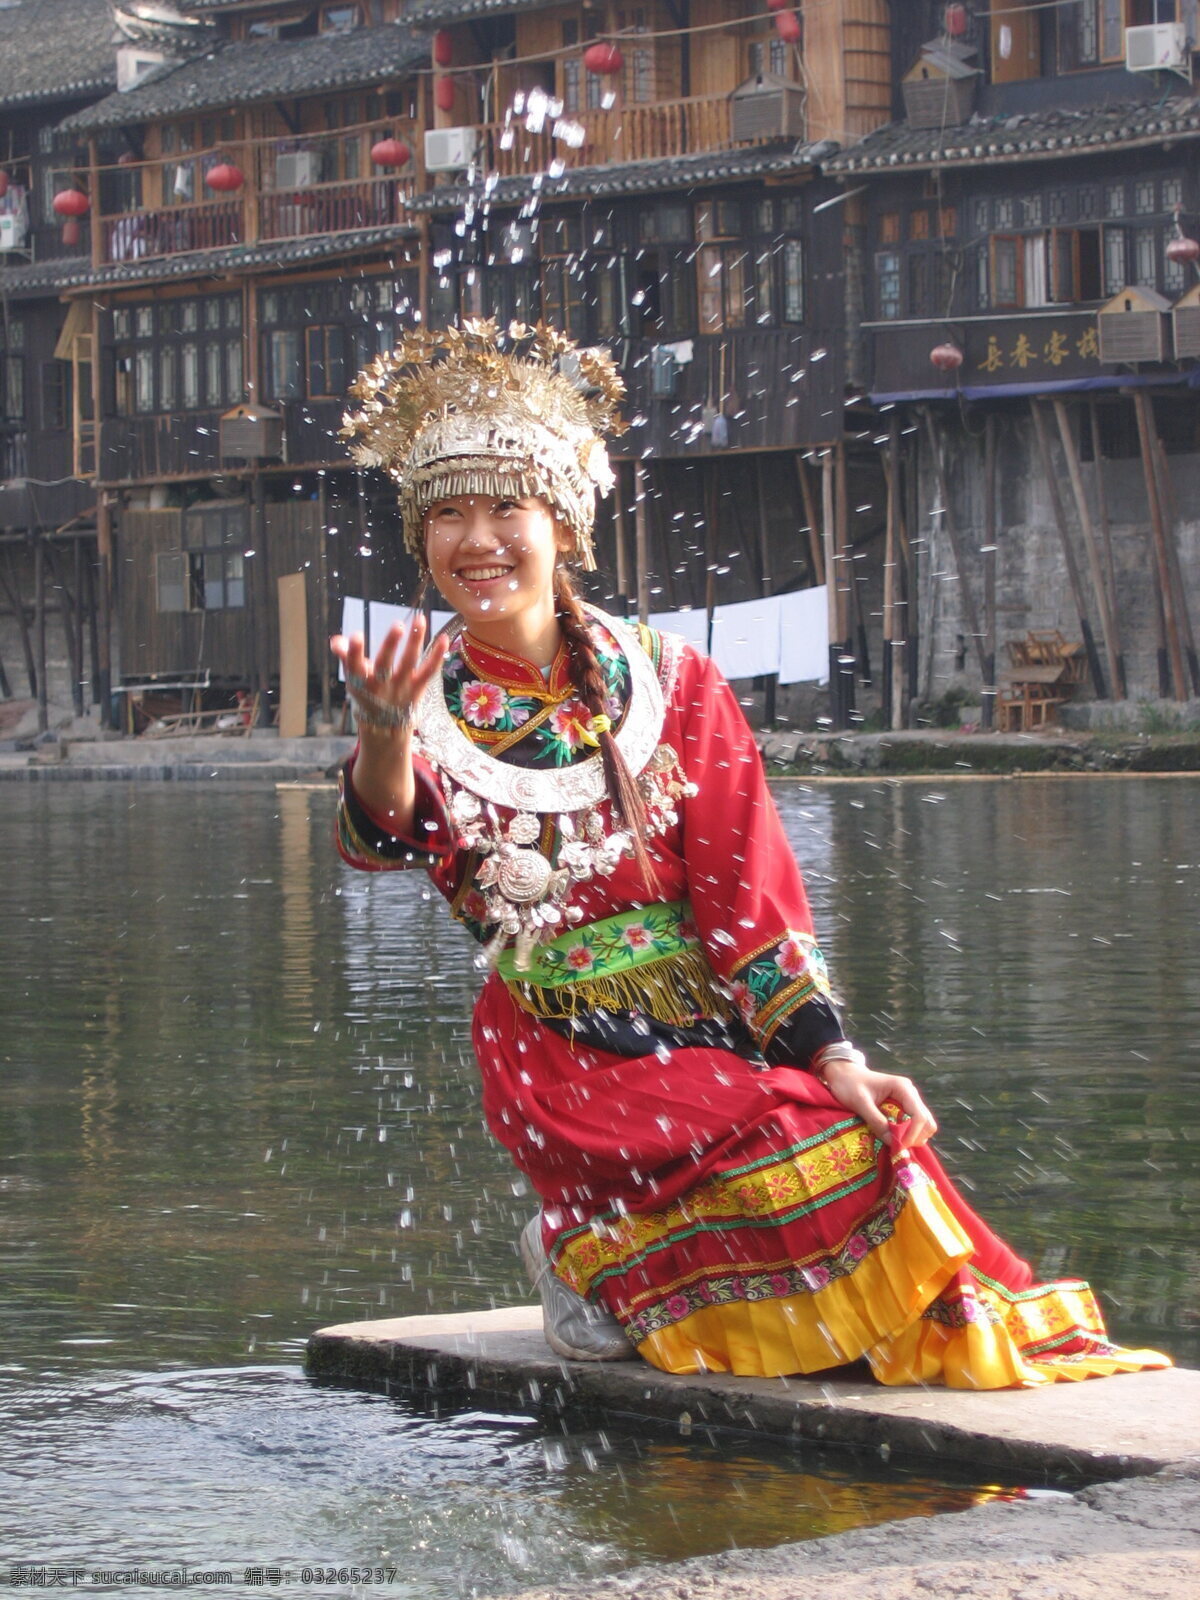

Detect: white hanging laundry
[778, 586, 830, 686]
[710, 595, 783, 681]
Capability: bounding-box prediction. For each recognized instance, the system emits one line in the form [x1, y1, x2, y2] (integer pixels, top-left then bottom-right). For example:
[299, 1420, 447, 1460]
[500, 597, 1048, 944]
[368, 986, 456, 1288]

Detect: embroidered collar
[415, 607, 665, 815]
[460, 630, 575, 701]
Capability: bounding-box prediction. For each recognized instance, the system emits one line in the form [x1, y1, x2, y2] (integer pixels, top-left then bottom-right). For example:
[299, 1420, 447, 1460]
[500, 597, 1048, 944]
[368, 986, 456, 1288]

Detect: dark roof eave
[408, 142, 833, 211]
[0, 224, 420, 298]
[827, 114, 1200, 175]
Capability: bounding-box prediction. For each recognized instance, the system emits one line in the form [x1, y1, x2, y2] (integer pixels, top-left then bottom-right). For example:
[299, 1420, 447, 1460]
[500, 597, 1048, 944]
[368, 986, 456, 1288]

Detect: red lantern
[930, 342, 964, 372]
[52, 188, 90, 218]
[0, 169, 8, 199]
[434, 75, 456, 113]
[370, 137, 411, 168]
[53, 187, 89, 246]
[583, 41, 624, 76]
[767, 0, 788, 9]
[1166, 233, 1200, 265]
[774, 10, 801, 44]
[204, 162, 244, 192]
[944, 4, 969, 37]
[432, 29, 453, 68]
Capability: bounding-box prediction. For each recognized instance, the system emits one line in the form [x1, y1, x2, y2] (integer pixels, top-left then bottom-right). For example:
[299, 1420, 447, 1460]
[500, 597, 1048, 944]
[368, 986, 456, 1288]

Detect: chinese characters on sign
[977, 324, 1100, 376]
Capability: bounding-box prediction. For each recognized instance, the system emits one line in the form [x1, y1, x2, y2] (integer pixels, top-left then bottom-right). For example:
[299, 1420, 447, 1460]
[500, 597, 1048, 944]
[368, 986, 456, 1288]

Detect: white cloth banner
[710, 595, 783, 681]
[778, 585, 830, 686]
[337, 597, 365, 681]
[368, 600, 455, 647]
[647, 607, 710, 653]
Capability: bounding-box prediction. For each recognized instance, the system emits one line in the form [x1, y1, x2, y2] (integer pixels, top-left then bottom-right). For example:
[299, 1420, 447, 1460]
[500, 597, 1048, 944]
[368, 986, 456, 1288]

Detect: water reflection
[0, 779, 1196, 1593]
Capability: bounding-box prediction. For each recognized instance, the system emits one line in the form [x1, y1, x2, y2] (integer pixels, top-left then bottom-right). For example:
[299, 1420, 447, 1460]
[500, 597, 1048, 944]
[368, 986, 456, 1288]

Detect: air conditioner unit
[1125, 22, 1191, 77]
[424, 126, 479, 172]
[275, 151, 320, 189]
[0, 215, 25, 250]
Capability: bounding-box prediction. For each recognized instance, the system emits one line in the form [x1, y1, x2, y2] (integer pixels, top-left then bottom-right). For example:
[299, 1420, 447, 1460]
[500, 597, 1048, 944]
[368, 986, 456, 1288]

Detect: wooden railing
[485, 93, 734, 177]
[92, 116, 419, 267]
[258, 176, 409, 242]
[101, 199, 242, 265]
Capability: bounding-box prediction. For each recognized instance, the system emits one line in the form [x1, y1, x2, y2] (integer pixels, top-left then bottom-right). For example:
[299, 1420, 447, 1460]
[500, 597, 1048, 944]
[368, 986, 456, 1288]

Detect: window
[320, 3, 362, 33]
[171, 502, 248, 612]
[1103, 226, 1127, 293]
[697, 245, 747, 332]
[156, 551, 187, 613]
[1105, 182, 1125, 220]
[877, 251, 901, 319]
[991, 235, 1021, 307]
[541, 259, 586, 336]
[41, 362, 69, 431]
[1134, 179, 1156, 216]
[1134, 226, 1158, 289]
[110, 293, 240, 415]
[267, 330, 303, 400]
[640, 203, 691, 244]
[783, 239, 804, 322]
[305, 325, 346, 398]
[1059, 1, 1139, 69]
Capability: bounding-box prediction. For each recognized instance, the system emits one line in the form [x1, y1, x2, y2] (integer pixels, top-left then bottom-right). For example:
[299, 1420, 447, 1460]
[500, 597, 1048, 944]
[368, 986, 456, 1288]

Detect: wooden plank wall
[802, 0, 891, 143]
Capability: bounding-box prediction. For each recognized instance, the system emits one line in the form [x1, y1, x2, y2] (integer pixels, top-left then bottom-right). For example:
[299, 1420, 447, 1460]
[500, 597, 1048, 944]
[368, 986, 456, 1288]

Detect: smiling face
[424, 494, 571, 666]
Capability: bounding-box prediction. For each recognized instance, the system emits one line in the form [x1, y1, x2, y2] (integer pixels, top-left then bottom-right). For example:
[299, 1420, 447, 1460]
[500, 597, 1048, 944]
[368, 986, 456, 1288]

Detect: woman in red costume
[331, 320, 1167, 1388]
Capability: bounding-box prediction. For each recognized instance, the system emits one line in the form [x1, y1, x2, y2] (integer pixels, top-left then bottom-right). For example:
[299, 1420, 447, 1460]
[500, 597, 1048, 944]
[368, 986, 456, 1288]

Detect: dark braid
[554, 569, 659, 895]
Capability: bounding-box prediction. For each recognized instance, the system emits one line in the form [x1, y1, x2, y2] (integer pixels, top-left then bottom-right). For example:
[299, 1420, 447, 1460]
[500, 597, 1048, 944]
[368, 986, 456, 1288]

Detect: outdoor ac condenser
[1125, 22, 1191, 77]
[424, 127, 479, 172]
[274, 151, 320, 189]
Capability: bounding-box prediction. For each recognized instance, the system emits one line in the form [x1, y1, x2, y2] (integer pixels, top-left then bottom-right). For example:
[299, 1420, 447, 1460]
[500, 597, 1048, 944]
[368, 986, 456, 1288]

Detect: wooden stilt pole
[981, 413, 997, 729]
[85, 539, 101, 708]
[0, 548, 36, 698]
[1087, 403, 1126, 698]
[613, 460, 630, 612]
[34, 534, 48, 734]
[95, 493, 114, 726]
[1028, 399, 1106, 698]
[1132, 388, 1187, 701]
[633, 459, 650, 626]
[44, 540, 82, 718]
[73, 535, 86, 711]
[1148, 426, 1199, 695]
[881, 432, 897, 730]
[1052, 398, 1124, 701]
[795, 454, 824, 585]
[317, 474, 331, 725]
[920, 407, 986, 677]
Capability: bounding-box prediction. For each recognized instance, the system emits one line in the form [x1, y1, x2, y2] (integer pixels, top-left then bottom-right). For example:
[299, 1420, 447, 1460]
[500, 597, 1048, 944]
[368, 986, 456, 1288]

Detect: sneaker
[519, 1215, 637, 1362]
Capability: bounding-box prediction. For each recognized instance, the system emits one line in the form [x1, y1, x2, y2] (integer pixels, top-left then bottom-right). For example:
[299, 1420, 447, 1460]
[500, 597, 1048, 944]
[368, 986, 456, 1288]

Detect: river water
[1, 777, 1197, 1596]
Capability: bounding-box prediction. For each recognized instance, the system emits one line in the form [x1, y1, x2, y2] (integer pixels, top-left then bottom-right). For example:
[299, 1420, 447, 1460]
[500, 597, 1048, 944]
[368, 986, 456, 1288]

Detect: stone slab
[307, 1307, 1200, 1485]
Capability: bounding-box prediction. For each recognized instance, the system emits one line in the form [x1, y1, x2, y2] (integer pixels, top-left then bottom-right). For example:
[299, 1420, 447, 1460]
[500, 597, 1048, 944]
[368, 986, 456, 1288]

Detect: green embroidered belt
[497, 900, 734, 1026]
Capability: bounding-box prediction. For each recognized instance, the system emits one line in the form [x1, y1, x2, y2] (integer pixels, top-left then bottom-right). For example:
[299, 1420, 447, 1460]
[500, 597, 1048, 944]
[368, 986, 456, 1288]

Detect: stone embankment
[307, 1308, 1200, 1600]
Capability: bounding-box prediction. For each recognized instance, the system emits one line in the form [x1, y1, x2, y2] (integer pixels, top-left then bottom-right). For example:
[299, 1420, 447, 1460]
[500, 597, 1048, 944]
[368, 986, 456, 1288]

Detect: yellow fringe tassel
[505, 946, 735, 1027]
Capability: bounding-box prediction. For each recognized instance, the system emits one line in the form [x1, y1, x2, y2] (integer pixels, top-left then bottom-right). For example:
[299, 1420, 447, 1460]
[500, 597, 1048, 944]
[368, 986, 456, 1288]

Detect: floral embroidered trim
[497, 902, 730, 1026]
[620, 1183, 913, 1345]
[726, 930, 835, 1046]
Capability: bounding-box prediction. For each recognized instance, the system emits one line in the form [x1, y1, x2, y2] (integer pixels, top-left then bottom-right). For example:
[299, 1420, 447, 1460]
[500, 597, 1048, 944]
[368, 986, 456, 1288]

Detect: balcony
[93, 116, 420, 270]
[482, 92, 736, 179]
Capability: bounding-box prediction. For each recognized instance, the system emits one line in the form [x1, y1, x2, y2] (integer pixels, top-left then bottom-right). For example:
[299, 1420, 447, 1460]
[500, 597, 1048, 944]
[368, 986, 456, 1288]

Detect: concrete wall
[917, 411, 1200, 707]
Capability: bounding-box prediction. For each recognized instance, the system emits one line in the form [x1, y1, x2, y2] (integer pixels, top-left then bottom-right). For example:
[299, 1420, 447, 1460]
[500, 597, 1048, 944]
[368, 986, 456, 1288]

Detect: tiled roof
[406, 1, 553, 22]
[824, 95, 1200, 173]
[0, 0, 119, 108]
[0, 221, 417, 297]
[409, 138, 837, 211]
[59, 22, 428, 131]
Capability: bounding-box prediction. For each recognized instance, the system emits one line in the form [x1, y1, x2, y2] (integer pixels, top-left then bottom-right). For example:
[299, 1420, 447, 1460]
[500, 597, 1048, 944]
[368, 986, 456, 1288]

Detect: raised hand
[330, 615, 447, 735]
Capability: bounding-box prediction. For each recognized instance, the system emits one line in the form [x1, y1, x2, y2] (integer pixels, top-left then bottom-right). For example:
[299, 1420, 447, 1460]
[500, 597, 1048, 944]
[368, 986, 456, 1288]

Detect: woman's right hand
[329, 616, 447, 826]
[330, 615, 446, 730]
